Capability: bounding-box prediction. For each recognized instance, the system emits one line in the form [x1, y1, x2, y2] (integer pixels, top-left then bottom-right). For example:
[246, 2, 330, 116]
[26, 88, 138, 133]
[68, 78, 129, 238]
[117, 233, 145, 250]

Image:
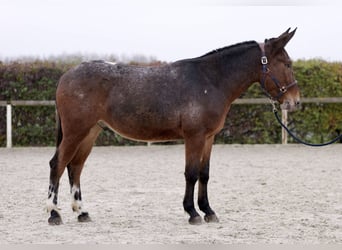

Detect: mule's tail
[55, 111, 63, 148]
[49, 109, 62, 170]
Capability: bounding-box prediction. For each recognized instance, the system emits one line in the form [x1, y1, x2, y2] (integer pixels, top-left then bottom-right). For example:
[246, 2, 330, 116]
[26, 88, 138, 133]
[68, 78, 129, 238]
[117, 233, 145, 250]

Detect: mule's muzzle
[280, 98, 301, 112]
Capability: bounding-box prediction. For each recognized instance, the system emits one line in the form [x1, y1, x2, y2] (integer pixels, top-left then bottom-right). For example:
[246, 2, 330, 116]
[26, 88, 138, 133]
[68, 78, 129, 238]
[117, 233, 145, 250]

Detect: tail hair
[56, 111, 63, 148]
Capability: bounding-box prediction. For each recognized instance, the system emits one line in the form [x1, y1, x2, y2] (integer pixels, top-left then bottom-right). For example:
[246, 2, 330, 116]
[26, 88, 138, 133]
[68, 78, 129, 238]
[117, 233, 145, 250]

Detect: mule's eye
[285, 63, 291, 69]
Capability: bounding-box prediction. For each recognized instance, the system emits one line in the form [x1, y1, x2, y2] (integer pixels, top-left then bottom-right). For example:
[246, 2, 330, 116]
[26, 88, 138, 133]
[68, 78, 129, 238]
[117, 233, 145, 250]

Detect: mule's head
[260, 28, 300, 111]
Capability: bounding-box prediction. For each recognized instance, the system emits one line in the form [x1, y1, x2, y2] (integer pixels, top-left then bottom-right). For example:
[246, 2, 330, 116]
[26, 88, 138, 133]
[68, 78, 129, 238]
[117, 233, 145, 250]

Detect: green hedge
[0, 59, 341, 146]
[285, 60, 342, 144]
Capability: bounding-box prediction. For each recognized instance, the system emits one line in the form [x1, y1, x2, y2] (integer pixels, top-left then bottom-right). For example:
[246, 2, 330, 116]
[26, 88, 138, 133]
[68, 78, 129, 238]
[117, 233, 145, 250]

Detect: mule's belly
[99, 105, 183, 141]
[101, 94, 229, 142]
[99, 120, 183, 142]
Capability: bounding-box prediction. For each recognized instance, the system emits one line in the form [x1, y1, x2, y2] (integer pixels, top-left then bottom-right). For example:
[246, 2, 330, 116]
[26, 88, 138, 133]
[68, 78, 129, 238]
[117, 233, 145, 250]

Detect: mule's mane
[199, 40, 258, 58]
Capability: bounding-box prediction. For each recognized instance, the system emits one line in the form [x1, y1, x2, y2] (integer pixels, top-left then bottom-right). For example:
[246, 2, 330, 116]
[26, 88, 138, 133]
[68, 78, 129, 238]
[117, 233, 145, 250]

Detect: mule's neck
[197, 41, 261, 102]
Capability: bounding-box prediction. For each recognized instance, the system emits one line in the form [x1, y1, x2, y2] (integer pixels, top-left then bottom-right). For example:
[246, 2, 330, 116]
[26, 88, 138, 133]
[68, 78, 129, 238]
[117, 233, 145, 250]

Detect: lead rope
[270, 100, 342, 147]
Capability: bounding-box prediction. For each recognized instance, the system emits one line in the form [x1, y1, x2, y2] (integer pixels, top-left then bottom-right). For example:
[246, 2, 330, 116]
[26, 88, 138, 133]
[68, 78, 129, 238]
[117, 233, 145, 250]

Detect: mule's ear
[283, 27, 291, 35]
[267, 28, 297, 54]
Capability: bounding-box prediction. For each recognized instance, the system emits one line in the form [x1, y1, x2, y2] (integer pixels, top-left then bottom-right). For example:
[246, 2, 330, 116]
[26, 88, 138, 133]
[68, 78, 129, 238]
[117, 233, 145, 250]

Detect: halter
[259, 43, 297, 101]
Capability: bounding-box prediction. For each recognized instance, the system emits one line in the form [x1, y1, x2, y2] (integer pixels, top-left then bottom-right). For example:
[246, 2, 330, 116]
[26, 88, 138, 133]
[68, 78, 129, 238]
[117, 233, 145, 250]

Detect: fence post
[6, 104, 12, 148]
[281, 109, 288, 144]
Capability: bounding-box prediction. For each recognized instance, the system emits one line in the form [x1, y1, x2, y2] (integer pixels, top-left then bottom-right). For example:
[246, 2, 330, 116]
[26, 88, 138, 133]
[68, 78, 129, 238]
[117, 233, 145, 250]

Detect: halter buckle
[280, 86, 287, 93]
[261, 56, 268, 65]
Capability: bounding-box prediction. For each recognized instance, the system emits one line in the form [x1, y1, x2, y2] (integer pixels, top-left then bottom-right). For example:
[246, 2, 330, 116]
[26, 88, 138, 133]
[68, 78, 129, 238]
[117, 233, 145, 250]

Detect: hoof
[48, 210, 63, 225]
[78, 212, 91, 222]
[204, 213, 219, 223]
[189, 215, 202, 225]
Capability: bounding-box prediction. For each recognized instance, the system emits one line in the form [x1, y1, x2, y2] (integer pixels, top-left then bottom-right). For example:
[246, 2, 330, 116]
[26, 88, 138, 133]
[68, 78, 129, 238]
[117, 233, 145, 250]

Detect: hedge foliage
[0, 59, 341, 147]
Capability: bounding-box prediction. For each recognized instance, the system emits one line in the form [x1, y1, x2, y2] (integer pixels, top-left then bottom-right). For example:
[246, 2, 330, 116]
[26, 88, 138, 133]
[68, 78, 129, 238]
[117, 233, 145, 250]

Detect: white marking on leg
[46, 192, 61, 216]
[46, 192, 56, 212]
[71, 185, 86, 215]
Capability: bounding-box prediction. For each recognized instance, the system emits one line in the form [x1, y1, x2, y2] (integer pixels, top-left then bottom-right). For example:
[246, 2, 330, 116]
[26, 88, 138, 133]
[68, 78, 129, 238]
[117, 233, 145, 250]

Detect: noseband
[259, 44, 297, 101]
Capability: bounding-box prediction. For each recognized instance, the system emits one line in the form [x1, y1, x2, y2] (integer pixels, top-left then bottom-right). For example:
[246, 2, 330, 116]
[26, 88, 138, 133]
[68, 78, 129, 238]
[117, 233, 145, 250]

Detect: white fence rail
[1, 98, 342, 148]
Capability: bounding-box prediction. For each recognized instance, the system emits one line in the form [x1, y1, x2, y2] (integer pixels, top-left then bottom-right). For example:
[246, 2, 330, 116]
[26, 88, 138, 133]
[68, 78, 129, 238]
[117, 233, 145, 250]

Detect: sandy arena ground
[0, 144, 341, 244]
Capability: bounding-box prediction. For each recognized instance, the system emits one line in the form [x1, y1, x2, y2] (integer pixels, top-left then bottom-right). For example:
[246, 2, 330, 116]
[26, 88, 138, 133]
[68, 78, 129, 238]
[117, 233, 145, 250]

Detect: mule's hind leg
[198, 136, 219, 223]
[48, 137, 83, 225]
[67, 125, 101, 222]
[48, 151, 63, 225]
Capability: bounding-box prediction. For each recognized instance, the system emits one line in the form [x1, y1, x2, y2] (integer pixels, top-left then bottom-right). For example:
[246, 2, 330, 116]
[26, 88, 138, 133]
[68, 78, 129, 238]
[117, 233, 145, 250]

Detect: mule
[47, 28, 300, 225]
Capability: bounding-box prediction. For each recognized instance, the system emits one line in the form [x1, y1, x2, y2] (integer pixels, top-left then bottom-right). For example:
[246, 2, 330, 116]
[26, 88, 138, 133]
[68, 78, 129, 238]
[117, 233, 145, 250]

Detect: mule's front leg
[183, 136, 206, 224]
[47, 152, 63, 225]
[198, 136, 219, 223]
[183, 167, 202, 224]
[198, 163, 219, 223]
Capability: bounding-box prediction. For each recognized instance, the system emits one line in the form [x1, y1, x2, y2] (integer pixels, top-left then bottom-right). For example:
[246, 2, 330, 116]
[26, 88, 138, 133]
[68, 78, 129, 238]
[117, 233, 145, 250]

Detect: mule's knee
[184, 167, 199, 184]
[199, 163, 210, 184]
